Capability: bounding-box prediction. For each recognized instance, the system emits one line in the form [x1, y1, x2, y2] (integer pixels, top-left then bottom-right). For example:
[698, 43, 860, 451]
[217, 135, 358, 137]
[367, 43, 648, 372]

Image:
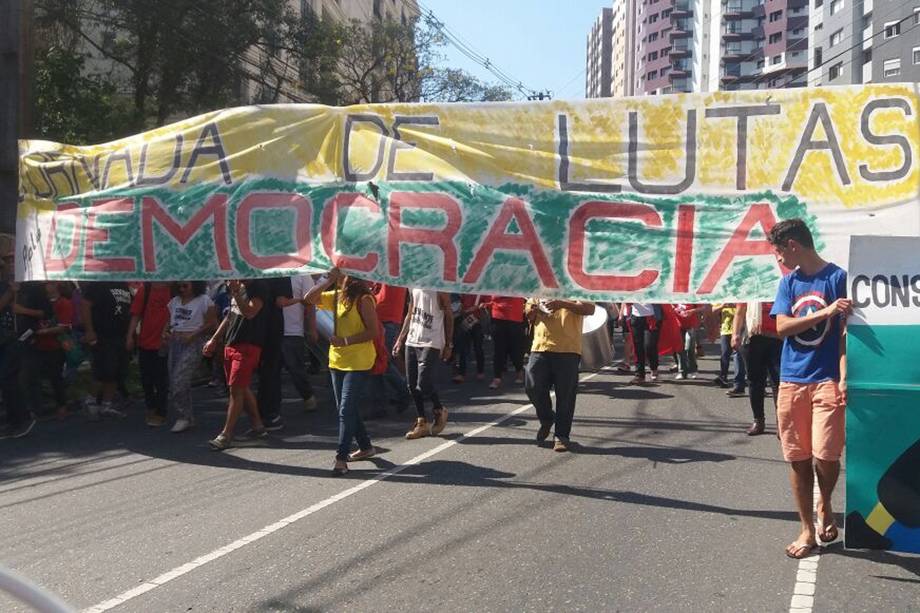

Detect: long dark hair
[340, 276, 372, 311]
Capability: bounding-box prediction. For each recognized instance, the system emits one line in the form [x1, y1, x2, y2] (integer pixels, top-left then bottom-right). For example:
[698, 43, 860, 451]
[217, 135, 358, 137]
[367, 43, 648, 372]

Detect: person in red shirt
[126, 283, 172, 427]
[371, 284, 411, 414]
[33, 282, 74, 419]
[482, 296, 526, 389]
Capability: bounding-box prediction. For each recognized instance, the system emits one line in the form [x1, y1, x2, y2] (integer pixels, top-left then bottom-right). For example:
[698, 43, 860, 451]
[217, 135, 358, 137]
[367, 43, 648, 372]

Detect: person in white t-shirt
[281, 275, 318, 411]
[166, 282, 216, 432]
[393, 289, 453, 440]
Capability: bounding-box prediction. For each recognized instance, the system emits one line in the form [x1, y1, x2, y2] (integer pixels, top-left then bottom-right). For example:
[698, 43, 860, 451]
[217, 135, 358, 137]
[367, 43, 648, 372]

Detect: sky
[421, 0, 610, 101]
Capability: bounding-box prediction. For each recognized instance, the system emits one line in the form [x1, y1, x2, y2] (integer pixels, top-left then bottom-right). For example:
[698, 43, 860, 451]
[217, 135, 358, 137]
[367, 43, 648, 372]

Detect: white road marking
[788, 480, 824, 612]
[83, 372, 600, 612]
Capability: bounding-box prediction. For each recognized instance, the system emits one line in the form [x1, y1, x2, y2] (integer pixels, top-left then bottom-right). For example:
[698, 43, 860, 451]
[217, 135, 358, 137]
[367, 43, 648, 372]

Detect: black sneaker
[263, 415, 284, 432]
[536, 422, 552, 446]
[726, 387, 746, 398]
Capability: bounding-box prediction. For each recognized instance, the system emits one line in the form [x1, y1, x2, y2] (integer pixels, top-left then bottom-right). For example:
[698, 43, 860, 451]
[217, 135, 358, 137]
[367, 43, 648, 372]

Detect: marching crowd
[1, 218, 849, 559]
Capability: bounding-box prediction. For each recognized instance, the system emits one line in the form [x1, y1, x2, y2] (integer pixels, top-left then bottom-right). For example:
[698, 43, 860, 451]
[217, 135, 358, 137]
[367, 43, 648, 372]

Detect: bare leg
[243, 387, 264, 430]
[788, 459, 817, 552]
[815, 458, 841, 531]
[220, 387, 246, 437]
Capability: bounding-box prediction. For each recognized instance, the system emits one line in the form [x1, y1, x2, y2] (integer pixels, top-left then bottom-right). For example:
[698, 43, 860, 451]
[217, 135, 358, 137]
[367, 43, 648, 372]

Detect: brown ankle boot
[405, 417, 430, 440]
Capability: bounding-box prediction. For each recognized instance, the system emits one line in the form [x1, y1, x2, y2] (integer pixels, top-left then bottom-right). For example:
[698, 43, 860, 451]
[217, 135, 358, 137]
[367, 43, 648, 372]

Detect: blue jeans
[330, 369, 373, 461]
[719, 334, 747, 389]
[374, 321, 411, 409]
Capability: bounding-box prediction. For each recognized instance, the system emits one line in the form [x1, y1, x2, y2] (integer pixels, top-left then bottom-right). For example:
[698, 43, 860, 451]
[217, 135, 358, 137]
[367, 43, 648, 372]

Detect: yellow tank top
[319, 291, 376, 371]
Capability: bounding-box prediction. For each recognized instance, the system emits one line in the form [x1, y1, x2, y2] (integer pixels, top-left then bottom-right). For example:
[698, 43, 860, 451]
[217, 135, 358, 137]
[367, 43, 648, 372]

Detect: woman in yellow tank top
[304, 269, 379, 475]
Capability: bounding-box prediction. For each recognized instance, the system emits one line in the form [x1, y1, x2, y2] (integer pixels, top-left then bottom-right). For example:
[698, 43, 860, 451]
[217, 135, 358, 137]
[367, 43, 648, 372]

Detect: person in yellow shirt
[524, 298, 595, 452]
[305, 269, 379, 476]
[712, 303, 746, 394]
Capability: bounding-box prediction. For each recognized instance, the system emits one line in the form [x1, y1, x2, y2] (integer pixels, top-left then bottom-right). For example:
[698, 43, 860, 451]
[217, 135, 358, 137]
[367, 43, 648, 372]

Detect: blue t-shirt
[770, 262, 847, 383]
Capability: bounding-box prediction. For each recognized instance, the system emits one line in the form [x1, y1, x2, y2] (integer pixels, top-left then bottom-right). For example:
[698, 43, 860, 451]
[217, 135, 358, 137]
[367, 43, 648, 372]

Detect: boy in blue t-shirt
[768, 218, 851, 560]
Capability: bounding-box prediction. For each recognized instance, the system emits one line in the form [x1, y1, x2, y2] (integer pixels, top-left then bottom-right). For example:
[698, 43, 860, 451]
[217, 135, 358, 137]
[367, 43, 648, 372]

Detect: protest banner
[15, 84, 920, 301]
[845, 236, 920, 553]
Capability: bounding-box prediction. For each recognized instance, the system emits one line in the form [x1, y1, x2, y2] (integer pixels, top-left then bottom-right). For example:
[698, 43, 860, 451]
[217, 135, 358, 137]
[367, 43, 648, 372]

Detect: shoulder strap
[333, 288, 338, 337]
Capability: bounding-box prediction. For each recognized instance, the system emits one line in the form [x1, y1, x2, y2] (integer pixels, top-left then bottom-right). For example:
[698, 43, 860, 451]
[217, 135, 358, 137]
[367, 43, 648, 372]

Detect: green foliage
[30, 45, 134, 144]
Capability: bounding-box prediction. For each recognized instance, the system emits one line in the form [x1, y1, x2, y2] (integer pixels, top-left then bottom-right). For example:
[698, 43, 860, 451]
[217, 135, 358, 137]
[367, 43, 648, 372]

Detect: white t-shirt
[169, 294, 213, 333]
[631, 303, 655, 317]
[283, 275, 315, 337]
[407, 289, 446, 349]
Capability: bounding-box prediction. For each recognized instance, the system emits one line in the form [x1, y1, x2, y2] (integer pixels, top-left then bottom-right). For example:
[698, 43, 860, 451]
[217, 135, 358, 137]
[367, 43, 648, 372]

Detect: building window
[757, 59, 765, 68]
[914, 47, 920, 65]
[769, 10, 783, 22]
[815, 47, 823, 67]
[649, 14, 658, 23]
[769, 32, 782, 44]
[648, 51, 659, 61]
[649, 32, 659, 42]
[772, 55, 782, 65]
[915, 7, 920, 26]
[830, 29, 843, 46]
[828, 62, 843, 80]
[829, 0, 842, 16]
[660, 66, 670, 76]
[884, 21, 901, 39]
[883, 58, 901, 77]
[792, 28, 804, 36]
[662, 8, 672, 17]
[648, 70, 658, 80]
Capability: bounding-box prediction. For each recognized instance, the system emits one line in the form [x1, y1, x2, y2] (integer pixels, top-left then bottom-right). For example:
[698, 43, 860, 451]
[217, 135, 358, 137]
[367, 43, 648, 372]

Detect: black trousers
[492, 318, 525, 378]
[257, 341, 283, 420]
[454, 318, 484, 376]
[405, 345, 443, 418]
[742, 335, 782, 421]
[0, 342, 22, 426]
[525, 352, 580, 441]
[630, 316, 660, 376]
[138, 348, 169, 417]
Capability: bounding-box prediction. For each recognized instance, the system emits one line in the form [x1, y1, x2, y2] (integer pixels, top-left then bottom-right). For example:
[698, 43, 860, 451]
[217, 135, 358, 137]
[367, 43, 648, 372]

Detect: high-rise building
[586, 7, 615, 97]
[611, 0, 638, 96]
[812, 0, 920, 85]
[635, 0, 716, 95]
[717, 0, 809, 91]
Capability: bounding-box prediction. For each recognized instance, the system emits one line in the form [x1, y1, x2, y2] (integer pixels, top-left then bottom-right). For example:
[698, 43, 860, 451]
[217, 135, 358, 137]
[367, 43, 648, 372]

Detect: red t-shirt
[36, 297, 74, 351]
[130, 285, 172, 350]
[485, 296, 526, 322]
[375, 284, 408, 324]
[760, 302, 777, 335]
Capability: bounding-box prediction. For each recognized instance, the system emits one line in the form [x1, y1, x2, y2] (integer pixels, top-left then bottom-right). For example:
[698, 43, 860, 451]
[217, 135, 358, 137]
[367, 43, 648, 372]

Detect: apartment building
[586, 7, 615, 97]
[812, 0, 920, 86]
[611, 0, 638, 96]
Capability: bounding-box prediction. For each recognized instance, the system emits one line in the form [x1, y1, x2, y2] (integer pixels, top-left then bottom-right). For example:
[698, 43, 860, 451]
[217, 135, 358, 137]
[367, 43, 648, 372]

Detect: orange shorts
[777, 381, 845, 462]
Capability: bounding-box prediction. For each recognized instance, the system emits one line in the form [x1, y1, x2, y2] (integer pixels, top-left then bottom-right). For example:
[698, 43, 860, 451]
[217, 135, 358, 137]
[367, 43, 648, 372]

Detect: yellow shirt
[714, 303, 736, 336]
[527, 300, 584, 355]
[318, 291, 376, 371]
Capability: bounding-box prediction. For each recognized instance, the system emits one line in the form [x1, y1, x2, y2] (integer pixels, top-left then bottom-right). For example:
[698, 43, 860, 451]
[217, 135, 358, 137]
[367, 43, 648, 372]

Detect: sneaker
[674, 373, 686, 380]
[452, 374, 465, 383]
[514, 372, 525, 384]
[476, 373, 485, 381]
[553, 437, 569, 452]
[208, 433, 232, 451]
[726, 387, 746, 398]
[303, 396, 318, 412]
[668, 365, 679, 373]
[536, 422, 552, 445]
[431, 408, 449, 436]
[489, 378, 501, 390]
[171, 418, 193, 433]
[263, 415, 284, 432]
[746, 420, 765, 436]
[0, 418, 36, 439]
[713, 377, 729, 388]
[348, 446, 377, 461]
[146, 413, 167, 427]
[649, 370, 658, 381]
[628, 375, 646, 385]
[242, 427, 269, 440]
[688, 372, 698, 379]
[99, 403, 126, 419]
[405, 418, 430, 440]
[85, 403, 101, 422]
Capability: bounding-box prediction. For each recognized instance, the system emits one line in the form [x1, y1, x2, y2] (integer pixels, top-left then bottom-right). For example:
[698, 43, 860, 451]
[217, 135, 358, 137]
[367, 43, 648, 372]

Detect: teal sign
[845, 236, 920, 553]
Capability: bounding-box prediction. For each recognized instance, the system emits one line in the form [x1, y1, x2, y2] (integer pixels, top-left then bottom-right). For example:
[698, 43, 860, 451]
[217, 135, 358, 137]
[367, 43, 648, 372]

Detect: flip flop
[817, 522, 839, 544]
[785, 541, 818, 559]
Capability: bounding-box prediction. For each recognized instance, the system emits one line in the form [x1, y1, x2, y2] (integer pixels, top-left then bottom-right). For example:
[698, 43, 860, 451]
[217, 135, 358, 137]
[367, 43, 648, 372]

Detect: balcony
[723, 41, 761, 60]
[672, 0, 692, 17]
[670, 39, 691, 56]
[671, 19, 692, 38]
[722, 0, 758, 18]
[671, 59, 692, 76]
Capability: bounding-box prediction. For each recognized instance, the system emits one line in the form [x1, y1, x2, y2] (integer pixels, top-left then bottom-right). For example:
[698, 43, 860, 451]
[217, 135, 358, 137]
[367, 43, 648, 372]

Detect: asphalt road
[1, 350, 918, 612]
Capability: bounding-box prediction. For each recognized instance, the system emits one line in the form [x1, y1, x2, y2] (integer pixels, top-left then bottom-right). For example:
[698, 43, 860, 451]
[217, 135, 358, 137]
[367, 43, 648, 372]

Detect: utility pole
[0, 0, 23, 237]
